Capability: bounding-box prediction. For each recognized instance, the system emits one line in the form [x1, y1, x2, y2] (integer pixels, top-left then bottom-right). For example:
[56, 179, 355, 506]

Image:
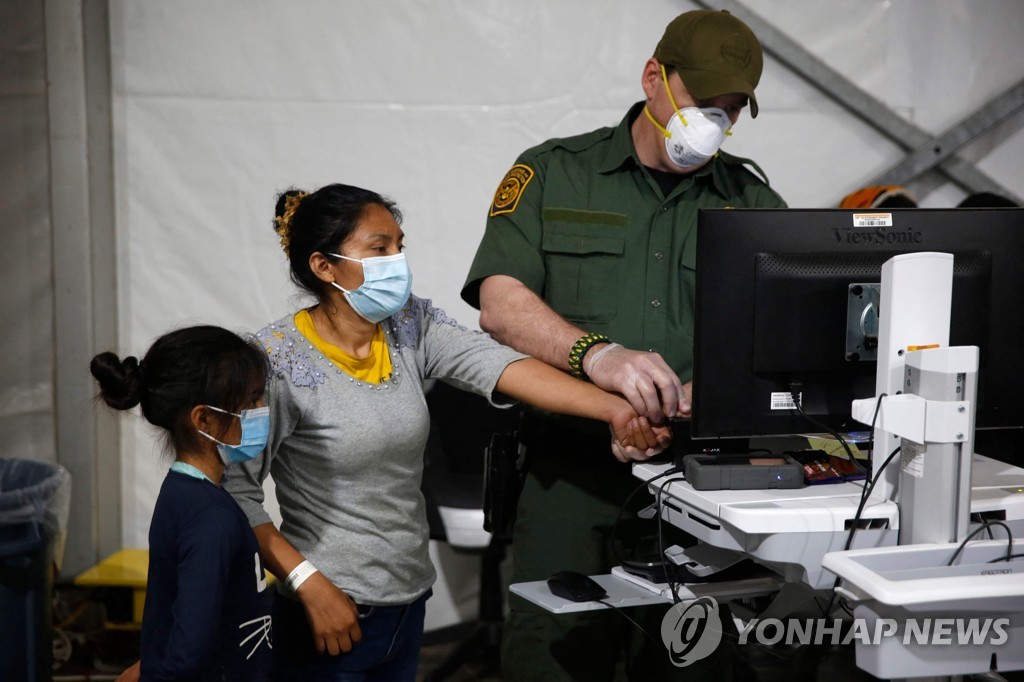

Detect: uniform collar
[599, 101, 732, 200]
[596, 102, 645, 175]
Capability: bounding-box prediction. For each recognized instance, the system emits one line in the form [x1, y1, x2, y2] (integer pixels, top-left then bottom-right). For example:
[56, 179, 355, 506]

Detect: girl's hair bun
[90, 351, 144, 410]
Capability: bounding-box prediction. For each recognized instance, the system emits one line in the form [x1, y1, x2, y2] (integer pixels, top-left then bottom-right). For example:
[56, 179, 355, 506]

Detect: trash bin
[0, 458, 72, 682]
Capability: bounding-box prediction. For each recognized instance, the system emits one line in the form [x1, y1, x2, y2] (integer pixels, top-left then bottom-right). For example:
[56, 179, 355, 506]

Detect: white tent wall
[5, 0, 1022, 633]
[110, 0, 1024, 528]
[2, 2, 55, 465]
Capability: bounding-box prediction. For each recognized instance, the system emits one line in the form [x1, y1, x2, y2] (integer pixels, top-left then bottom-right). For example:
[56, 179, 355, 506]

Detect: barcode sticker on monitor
[852, 213, 893, 227]
[771, 392, 800, 410]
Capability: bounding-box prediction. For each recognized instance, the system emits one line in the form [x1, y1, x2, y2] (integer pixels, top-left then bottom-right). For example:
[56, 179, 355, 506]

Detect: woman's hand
[609, 411, 673, 463]
[492, 357, 677, 461]
[251, 524, 362, 655]
[115, 660, 141, 682]
[297, 573, 363, 655]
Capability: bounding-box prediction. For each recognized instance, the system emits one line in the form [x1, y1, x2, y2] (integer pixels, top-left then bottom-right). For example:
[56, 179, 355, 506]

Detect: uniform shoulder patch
[489, 164, 535, 217]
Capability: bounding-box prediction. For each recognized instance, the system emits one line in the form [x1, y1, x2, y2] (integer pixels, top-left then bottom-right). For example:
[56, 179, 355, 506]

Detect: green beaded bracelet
[568, 332, 611, 380]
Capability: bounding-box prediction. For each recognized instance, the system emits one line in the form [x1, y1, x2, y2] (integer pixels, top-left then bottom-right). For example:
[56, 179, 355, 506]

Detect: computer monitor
[690, 208, 1024, 462]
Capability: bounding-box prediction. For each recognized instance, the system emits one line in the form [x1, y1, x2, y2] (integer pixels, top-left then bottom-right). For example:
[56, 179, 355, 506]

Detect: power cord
[788, 386, 870, 477]
[655, 476, 682, 604]
[609, 466, 685, 581]
[822, 442, 902, 618]
[947, 521, 1014, 566]
[988, 553, 1024, 563]
[971, 513, 997, 539]
[595, 597, 659, 644]
[791, 385, 889, 613]
[845, 443, 900, 552]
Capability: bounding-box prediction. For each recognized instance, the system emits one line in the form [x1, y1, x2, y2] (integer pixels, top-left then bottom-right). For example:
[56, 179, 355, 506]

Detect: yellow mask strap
[643, 105, 671, 138]
[660, 64, 688, 126]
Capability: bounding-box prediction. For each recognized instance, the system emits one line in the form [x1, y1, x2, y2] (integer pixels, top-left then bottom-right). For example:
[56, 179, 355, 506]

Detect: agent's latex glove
[585, 343, 688, 424]
[678, 380, 693, 420]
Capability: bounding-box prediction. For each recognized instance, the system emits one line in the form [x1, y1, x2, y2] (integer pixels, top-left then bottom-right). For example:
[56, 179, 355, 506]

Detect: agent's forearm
[478, 275, 590, 371]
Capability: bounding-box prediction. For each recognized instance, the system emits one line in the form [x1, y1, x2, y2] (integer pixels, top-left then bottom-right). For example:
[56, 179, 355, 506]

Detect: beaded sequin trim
[257, 323, 327, 389]
[388, 295, 468, 349]
[257, 295, 471, 390]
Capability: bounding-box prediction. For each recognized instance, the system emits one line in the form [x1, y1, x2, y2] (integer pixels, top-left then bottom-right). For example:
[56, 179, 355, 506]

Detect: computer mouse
[546, 570, 608, 602]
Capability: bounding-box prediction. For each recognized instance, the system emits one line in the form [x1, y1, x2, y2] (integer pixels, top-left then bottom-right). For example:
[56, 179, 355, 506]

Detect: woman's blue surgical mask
[198, 405, 270, 466]
[327, 252, 413, 323]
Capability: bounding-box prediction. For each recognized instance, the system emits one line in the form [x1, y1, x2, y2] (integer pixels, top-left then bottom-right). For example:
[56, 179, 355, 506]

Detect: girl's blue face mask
[327, 252, 413, 323]
[198, 405, 270, 466]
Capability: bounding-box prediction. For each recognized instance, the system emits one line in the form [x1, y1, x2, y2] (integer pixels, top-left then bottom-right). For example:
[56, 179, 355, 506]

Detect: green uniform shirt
[462, 102, 786, 383]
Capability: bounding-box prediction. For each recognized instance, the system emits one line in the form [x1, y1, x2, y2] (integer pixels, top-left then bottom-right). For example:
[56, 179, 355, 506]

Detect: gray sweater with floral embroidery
[223, 295, 526, 605]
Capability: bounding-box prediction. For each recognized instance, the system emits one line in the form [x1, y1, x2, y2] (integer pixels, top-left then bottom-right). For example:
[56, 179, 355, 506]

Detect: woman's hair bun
[273, 188, 308, 257]
[90, 351, 144, 410]
[274, 188, 307, 220]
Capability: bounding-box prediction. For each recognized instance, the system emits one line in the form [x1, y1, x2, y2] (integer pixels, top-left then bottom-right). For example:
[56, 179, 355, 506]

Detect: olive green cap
[653, 9, 763, 117]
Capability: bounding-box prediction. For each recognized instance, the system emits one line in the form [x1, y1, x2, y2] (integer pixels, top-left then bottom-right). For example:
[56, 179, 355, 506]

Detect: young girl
[91, 325, 273, 682]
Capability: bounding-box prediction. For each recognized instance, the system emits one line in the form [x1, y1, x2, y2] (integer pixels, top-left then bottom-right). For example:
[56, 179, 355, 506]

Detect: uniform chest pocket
[541, 209, 626, 324]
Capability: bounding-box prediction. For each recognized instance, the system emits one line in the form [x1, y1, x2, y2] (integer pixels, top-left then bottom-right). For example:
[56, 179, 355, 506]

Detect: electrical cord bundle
[787, 391, 898, 618]
[609, 465, 686, 592]
[656, 475, 684, 605]
[599, 465, 686, 645]
[789, 391, 891, 551]
[606, 469, 778, 659]
[822, 442, 902, 618]
[947, 521, 1014, 566]
[788, 387, 870, 477]
[608, 461, 836, 664]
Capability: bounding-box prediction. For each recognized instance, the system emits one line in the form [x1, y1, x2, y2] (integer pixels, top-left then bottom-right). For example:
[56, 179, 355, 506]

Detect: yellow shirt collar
[294, 309, 393, 384]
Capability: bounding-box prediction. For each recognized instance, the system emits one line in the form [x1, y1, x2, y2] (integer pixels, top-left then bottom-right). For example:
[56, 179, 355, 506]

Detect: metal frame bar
[874, 80, 1024, 194]
[695, 0, 1022, 205]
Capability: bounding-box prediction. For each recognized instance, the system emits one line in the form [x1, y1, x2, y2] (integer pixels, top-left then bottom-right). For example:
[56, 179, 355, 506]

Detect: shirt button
[660, 206, 669, 213]
[648, 348, 657, 353]
[650, 299, 661, 308]
[654, 251, 664, 260]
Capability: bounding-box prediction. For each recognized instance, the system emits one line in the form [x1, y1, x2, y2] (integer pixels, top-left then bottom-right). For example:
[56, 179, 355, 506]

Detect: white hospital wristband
[285, 560, 319, 592]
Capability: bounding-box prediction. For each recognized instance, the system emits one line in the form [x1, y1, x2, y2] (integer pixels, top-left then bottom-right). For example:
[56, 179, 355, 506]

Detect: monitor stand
[825, 253, 1024, 679]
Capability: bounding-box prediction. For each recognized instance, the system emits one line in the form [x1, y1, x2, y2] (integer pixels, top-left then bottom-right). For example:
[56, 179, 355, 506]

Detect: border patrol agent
[462, 10, 786, 681]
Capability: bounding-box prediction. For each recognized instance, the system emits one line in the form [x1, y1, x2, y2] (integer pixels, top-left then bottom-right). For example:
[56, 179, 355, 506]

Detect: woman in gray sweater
[223, 183, 671, 681]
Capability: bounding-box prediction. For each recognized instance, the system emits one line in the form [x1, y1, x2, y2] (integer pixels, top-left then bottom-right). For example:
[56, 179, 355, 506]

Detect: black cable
[947, 521, 1014, 566]
[971, 513, 996, 539]
[597, 575, 782, 658]
[655, 476, 682, 604]
[987, 552, 1024, 563]
[789, 388, 869, 476]
[609, 465, 685, 576]
[844, 443, 902, 551]
[823, 442, 902, 618]
[596, 597, 659, 644]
